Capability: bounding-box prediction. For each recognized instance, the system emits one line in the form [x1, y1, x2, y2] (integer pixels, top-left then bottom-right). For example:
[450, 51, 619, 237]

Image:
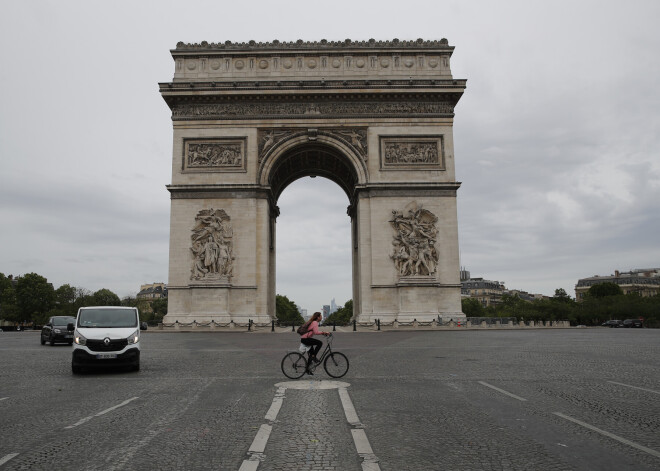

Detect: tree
[0, 273, 19, 322]
[151, 298, 168, 323]
[588, 282, 623, 298]
[553, 288, 573, 303]
[92, 288, 121, 306]
[461, 297, 484, 317]
[324, 300, 353, 325]
[15, 273, 55, 324]
[276, 294, 303, 324]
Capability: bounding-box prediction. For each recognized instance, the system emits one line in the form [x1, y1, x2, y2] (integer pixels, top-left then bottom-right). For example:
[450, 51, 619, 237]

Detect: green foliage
[461, 297, 484, 317]
[92, 288, 121, 306]
[0, 273, 20, 322]
[276, 294, 304, 324]
[15, 273, 55, 323]
[324, 300, 353, 325]
[151, 298, 168, 323]
[462, 285, 660, 328]
[588, 282, 623, 298]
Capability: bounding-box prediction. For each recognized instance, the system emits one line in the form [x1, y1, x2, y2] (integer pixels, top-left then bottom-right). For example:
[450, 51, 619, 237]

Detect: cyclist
[300, 312, 330, 371]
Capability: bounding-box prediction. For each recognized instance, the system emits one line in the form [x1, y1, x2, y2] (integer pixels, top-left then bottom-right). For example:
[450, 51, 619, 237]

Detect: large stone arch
[259, 133, 368, 202]
[160, 39, 467, 324]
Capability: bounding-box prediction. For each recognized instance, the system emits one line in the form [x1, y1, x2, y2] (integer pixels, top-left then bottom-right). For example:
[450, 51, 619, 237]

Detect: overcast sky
[1, 1, 658, 313]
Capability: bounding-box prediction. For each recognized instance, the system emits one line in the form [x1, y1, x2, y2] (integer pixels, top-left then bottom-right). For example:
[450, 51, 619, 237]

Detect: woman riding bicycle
[300, 312, 329, 368]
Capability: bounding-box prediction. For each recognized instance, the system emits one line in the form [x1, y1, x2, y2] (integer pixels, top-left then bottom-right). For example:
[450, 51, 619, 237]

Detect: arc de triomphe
[159, 39, 466, 324]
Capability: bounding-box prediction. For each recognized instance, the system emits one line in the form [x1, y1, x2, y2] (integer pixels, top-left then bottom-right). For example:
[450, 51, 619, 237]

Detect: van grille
[86, 338, 128, 352]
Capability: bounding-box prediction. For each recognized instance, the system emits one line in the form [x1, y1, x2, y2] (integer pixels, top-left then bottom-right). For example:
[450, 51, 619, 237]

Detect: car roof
[79, 306, 135, 310]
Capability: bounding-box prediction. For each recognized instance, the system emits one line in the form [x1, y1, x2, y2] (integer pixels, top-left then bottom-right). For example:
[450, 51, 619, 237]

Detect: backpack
[297, 322, 310, 336]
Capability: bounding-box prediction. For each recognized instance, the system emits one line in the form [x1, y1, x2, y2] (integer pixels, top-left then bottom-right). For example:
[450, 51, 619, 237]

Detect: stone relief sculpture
[173, 101, 454, 121]
[390, 202, 439, 277]
[188, 143, 242, 167]
[190, 209, 234, 281]
[257, 127, 368, 163]
[384, 142, 438, 164]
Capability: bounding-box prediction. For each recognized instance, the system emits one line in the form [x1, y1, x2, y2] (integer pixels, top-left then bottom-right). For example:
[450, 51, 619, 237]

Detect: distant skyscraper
[322, 305, 330, 319]
[330, 298, 338, 314]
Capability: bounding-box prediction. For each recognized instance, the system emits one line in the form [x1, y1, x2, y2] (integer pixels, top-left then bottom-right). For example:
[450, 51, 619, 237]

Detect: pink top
[301, 320, 322, 339]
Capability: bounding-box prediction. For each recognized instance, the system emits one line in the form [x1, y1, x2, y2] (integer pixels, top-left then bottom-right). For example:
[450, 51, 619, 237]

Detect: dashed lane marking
[64, 397, 139, 429]
[478, 381, 527, 401]
[0, 397, 8, 401]
[554, 412, 660, 459]
[0, 453, 19, 467]
[241, 380, 380, 471]
[607, 381, 660, 395]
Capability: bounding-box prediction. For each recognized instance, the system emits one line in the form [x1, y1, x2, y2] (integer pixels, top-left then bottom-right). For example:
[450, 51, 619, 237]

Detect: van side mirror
[140, 322, 148, 331]
[67, 323, 74, 332]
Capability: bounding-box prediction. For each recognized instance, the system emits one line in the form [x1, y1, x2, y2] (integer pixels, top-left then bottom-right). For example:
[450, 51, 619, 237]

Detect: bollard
[248, 319, 252, 331]
[377, 319, 381, 331]
[271, 320, 275, 332]
[353, 319, 357, 332]
[292, 322, 295, 332]
[333, 322, 336, 332]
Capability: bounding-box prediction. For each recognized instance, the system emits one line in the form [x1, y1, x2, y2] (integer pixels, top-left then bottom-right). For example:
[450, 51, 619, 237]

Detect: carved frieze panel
[172, 101, 454, 121]
[390, 202, 439, 277]
[380, 135, 444, 170]
[190, 208, 234, 283]
[182, 138, 246, 172]
[258, 127, 368, 164]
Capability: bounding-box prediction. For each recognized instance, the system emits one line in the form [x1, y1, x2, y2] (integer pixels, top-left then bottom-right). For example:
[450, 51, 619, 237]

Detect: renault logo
[103, 337, 111, 346]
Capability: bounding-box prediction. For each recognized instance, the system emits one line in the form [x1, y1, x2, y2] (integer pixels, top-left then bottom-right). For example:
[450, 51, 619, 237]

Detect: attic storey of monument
[160, 39, 467, 324]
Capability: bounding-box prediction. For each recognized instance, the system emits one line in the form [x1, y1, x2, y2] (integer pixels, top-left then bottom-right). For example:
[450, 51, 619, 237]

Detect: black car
[41, 316, 76, 345]
[623, 319, 643, 328]
[602, 320, 623, 328]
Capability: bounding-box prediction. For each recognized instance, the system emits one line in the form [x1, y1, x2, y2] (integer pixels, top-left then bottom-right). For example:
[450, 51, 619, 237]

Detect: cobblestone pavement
[0, 328, 659, 470]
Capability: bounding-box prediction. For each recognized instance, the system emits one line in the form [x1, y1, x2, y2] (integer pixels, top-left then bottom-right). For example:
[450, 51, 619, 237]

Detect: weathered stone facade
[160, 39, 467, 323]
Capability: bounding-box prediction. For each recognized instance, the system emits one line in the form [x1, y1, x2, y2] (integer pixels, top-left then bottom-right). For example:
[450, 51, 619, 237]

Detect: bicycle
[281, 333, 349, 379]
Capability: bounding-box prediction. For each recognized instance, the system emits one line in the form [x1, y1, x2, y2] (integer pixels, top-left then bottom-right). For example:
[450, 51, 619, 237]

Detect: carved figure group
[384, 142, 438, 164]
[191, 208, 234, 280]
[390, 203, 439, 277]
[188, 143, 242, 167]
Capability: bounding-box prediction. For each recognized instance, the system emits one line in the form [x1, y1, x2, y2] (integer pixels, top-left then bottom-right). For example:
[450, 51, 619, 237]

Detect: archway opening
[270, 143, 358, 317]
[276, 177, 352, 315]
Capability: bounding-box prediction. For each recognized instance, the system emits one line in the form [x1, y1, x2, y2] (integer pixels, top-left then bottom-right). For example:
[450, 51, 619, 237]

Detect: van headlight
[127, 330, 139, 345]
[74, 332, 87, 345]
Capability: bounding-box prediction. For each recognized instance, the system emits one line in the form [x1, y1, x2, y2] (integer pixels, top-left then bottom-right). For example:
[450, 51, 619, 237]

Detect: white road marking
[0, 453, 19, 466]
[64, 397, 139, 429]
[248, 424, 273, 454]
[478, 381, 527, 401]
[264, 387, 285, 422]
[338, 386, 381, 471]
[554, 412, 660, 459]
[608, 381, 660, 395]
[338, 387, 361, 427]
[241, 380, 380, 471]
[0, 397, 8, 401]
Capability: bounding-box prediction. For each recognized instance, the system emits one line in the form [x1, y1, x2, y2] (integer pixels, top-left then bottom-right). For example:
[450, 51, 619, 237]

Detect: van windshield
[78, 309, 138, 328]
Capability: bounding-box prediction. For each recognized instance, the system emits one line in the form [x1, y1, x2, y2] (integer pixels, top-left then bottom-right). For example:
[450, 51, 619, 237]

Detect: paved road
[0, 329, 659, 470]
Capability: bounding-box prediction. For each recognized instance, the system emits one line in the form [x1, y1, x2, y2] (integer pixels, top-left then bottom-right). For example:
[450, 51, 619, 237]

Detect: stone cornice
[173, 38, 454, 53]
[167, 40, 461, 83]
[163, 92, 461, 121]
[356, 182, 461, 197]
[167, 184, 271, 199]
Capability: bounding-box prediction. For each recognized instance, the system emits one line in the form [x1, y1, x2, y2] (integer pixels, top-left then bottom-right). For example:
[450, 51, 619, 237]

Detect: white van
[69, 306, 147, 374]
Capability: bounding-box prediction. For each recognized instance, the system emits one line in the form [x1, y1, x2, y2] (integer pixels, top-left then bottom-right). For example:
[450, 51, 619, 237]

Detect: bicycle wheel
[324, 352, 349, 378]
[281, 352, 307, 379]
